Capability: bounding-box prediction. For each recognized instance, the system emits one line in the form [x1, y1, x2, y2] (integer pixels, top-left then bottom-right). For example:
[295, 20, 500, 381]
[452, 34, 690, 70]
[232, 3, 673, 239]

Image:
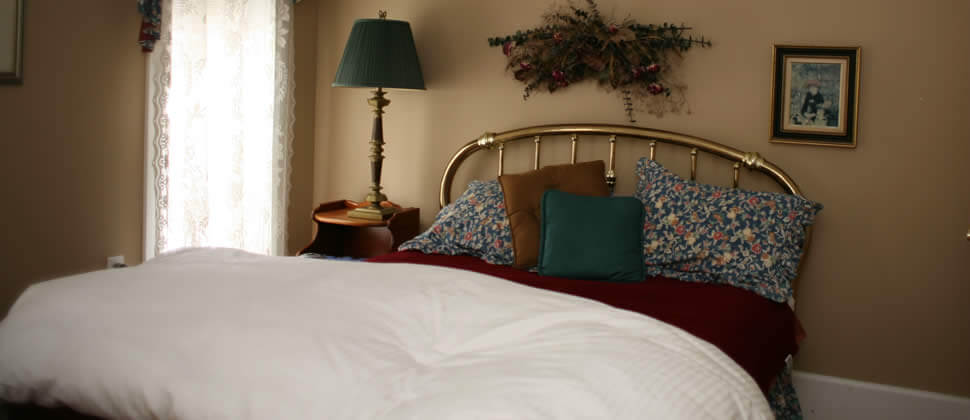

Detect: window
[144, 0, 295, 258]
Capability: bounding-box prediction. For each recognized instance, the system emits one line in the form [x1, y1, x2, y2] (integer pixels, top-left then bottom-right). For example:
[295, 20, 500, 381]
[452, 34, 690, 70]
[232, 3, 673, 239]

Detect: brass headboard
[440, 124, 803, 206]
[438, 123, 812, 294]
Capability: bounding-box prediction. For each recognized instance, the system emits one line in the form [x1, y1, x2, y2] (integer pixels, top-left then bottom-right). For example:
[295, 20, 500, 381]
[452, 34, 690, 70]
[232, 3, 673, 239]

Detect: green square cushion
[538, 190, 645, 282]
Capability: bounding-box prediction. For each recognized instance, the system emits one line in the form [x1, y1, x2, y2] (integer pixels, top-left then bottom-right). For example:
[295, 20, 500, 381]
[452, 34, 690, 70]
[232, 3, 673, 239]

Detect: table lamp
[332, 11, 425, 220]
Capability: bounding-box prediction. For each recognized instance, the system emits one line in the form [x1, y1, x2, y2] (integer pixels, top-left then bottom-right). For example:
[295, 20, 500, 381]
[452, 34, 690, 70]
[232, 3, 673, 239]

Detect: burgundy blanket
[369, 251, 800, 393]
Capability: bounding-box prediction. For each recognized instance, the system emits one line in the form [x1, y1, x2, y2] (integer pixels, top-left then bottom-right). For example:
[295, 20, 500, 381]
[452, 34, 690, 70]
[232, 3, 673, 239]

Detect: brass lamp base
[347, 203, 396, 220]
[346, 87, 396, 221]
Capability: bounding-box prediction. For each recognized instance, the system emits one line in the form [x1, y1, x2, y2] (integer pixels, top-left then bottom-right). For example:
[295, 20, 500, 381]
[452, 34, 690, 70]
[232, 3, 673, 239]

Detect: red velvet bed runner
[369, 251, 800, 393]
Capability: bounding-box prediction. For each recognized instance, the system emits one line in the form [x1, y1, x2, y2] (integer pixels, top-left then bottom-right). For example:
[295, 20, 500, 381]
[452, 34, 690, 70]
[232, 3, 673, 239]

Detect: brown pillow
[499, 160, 611, 268]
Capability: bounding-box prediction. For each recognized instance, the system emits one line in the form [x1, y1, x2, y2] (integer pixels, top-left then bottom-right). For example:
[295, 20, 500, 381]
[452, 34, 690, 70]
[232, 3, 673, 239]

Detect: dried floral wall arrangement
[488, 0, 711, 122]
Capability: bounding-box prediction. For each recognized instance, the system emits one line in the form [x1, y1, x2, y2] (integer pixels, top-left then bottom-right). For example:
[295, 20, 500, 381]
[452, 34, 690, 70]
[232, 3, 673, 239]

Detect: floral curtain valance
[138, 0, 162, 52]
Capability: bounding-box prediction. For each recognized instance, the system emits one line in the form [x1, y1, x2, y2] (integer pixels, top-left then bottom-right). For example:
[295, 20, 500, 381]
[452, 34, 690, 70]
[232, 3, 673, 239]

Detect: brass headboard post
[533, 136, 542, 170]
[689, 148, 698, 181]
[606, 135, 618, 192]
[570, 134, 578, 164]
[732, 162, 741, 188]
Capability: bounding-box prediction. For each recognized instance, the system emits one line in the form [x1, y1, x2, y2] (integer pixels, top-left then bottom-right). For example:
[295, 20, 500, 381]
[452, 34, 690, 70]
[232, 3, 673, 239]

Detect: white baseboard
[793, 371, 970, 420]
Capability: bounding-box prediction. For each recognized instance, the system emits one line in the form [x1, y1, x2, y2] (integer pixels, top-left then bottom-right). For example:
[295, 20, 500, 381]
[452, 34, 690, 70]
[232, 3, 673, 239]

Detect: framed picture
[770, 45, 860, 148]
[0, 0, 25, 85]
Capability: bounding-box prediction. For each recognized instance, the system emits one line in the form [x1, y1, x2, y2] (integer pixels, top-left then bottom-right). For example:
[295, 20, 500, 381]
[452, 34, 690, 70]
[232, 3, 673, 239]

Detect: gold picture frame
[0, 0, 25, 85]
[770, 45, 860, 148]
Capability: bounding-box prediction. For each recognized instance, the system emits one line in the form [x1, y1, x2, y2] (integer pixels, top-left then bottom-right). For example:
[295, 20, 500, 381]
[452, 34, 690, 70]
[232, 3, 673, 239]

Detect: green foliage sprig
[487, 0, 711, 121]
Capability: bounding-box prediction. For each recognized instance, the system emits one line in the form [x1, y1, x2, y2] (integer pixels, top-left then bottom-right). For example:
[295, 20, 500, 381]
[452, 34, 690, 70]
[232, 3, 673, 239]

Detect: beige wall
[0, 1, 146, 314]
[315, 0, 970, 396]
[0, 1, 320, 313]
[289, 1, 320, 255]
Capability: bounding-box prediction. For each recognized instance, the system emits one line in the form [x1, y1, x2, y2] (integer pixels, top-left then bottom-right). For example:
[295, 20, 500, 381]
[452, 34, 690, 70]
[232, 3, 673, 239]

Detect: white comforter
[0, 248, 771, 419]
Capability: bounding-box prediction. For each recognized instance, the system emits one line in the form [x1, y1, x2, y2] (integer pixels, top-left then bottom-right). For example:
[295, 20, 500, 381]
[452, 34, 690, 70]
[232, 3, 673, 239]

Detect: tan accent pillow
[499, 160, 611, 268]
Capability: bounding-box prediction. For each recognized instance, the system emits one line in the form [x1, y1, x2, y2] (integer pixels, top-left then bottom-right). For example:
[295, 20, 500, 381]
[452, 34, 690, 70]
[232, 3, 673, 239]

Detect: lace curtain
[145, 0, 295, 258]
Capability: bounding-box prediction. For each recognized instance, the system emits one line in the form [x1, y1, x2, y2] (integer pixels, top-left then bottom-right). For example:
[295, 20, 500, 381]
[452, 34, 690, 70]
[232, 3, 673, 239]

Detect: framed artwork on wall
[0, 0, 25, 85]
[770, 45, 860, 148]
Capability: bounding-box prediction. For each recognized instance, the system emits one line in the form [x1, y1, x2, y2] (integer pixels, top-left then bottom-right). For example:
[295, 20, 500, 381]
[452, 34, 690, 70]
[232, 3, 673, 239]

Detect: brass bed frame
[438, 123, 812, 293]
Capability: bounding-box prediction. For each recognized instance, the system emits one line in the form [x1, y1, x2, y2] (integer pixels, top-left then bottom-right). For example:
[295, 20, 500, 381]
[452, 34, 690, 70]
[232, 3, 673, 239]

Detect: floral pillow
[635, 158, 822, 303]
[398, 180, 514, 265]
[769, 363, 804, 420]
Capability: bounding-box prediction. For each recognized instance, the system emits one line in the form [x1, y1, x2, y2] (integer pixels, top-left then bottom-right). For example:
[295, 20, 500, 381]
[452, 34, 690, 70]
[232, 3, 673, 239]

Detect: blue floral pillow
[398, 180, 514, 265]
[769, 363, 804, 420]
[635, 158, 822, 303]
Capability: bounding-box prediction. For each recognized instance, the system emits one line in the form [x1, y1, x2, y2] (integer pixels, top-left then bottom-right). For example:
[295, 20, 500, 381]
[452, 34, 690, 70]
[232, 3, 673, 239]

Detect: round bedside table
[298, 200, 419, 259]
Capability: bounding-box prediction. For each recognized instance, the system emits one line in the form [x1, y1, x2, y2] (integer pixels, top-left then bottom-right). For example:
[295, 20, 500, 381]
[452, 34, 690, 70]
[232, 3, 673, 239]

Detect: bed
[0, 124, 819, 419]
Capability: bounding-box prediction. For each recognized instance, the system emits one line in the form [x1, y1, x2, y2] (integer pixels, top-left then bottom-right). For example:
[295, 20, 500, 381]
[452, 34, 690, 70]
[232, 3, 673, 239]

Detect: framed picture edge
[768, 44, 861, 149]
[0, 0, 25, 86]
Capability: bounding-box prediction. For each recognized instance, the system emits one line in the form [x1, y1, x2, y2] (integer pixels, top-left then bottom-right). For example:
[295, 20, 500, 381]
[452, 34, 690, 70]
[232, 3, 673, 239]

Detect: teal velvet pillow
[538, 190, 645, 282]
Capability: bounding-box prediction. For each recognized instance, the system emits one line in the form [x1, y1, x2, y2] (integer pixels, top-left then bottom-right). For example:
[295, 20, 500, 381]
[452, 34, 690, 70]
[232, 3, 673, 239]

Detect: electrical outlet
[107, 255, 126, 269]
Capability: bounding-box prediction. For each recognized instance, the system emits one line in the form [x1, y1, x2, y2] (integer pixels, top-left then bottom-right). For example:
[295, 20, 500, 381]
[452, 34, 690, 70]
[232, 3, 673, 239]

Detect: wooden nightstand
[298, 200, 420, 259]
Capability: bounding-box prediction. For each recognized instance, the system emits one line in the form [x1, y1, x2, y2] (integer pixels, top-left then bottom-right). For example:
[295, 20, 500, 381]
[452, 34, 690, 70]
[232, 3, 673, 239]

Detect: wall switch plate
[107, 255, 126, 269]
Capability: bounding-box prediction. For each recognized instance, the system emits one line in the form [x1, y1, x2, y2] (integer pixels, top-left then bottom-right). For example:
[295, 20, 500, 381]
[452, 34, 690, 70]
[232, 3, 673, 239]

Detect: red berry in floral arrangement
[520, 61, 533, 70]
[647, 83, 664, 95]
[502, 41, 515, 56]
[552, 70, 569, 87]
[553, 32, 563, 42]
[608, 24, 618, 33]
[632, 65, 647, 79]
[646, 63, 660, 73]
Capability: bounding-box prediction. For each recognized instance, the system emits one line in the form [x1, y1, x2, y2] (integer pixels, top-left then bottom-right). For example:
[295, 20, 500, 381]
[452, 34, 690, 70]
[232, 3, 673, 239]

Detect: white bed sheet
[0, 248, 770, 419]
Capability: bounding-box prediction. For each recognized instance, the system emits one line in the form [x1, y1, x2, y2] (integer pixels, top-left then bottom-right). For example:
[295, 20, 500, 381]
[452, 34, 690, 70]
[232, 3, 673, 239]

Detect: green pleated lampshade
[332, 18, 426, 90]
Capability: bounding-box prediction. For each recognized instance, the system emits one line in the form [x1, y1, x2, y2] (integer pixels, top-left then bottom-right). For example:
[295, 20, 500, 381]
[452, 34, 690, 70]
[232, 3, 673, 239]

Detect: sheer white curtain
[145, 0, 295, 258]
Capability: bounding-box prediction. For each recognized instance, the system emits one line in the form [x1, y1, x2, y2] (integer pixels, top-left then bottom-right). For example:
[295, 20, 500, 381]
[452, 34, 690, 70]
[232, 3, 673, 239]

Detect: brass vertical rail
[732, 162, 741, 188]
[608, 135, 617, 172]
[607, 135, 617, 192]
[533, 136, 541, 170]
[570, 134, 578, 164]
[649, 140, 657, 160]
[689, 148, 698, 181]
[497, 143, 505, 176]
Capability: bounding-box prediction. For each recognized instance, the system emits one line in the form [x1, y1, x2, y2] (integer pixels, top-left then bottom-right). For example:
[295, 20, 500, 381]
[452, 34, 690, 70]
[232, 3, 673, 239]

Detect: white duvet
[0, 248, 771, 419]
